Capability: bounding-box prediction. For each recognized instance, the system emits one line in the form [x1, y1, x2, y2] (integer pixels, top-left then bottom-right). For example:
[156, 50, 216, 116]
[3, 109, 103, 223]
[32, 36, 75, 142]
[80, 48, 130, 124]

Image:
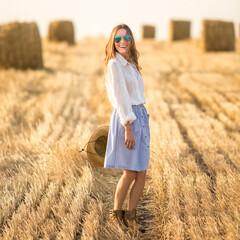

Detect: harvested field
[0, 36, 240, 239]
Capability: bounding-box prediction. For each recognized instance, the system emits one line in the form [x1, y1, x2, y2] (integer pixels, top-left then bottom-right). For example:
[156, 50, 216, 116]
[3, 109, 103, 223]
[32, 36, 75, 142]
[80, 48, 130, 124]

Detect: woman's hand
[124, 121, 135, 150]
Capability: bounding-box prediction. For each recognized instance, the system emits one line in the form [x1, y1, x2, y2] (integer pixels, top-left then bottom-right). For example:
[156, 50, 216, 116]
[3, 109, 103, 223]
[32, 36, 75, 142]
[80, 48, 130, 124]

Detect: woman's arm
[107, 60, 136, 126]
[124, 121, 135, 150]
[107, 60, 136, 149]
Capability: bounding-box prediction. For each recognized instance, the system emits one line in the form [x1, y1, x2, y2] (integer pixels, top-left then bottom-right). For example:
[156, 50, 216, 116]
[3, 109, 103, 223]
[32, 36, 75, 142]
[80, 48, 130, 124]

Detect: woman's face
[114, 28, 131, 58]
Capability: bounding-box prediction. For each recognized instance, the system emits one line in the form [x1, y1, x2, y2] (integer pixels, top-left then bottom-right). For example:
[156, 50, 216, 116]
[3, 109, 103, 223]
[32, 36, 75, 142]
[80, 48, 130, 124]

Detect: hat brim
[87, 125, 109, 167]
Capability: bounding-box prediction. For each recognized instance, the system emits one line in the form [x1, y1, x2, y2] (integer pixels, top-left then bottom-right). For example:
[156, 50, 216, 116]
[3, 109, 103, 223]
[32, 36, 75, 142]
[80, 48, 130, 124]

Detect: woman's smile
[114, 28, 131, 57]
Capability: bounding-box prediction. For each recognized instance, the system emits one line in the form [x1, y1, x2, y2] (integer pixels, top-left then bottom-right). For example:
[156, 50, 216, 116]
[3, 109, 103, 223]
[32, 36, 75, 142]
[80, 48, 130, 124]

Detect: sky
[1, 0, 240, 40]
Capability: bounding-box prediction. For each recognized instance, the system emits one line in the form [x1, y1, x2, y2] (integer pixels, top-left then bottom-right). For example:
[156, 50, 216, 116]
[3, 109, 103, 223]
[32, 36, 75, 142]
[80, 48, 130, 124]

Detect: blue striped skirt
[104, 104, 150, 172]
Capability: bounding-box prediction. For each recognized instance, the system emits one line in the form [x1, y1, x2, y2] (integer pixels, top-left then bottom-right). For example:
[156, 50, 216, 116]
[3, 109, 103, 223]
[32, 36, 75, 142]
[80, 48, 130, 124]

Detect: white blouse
[105, 52, 146, 127]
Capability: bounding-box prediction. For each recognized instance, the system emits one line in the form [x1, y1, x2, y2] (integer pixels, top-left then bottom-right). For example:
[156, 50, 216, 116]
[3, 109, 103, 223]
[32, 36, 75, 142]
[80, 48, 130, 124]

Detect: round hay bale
[48, 20, 75, 45]
[169, 20, 191, 41]
[141, 25, 155, 39]
[0, 21, 43, 69]
[201, 19, 235, 52]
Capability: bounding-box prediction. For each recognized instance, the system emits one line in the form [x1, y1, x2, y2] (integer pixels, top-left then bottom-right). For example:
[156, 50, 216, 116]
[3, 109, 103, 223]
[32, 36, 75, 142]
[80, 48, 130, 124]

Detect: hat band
[79, 140, 99, 156]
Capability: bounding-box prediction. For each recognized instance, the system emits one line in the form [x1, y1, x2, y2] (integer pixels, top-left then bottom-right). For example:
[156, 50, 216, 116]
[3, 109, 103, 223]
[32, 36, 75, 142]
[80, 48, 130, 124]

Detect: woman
[104, 24, 150, 229]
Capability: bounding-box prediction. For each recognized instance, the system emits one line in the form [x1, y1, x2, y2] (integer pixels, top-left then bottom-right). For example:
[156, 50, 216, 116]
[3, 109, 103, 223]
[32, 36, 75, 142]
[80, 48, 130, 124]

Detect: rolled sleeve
[122, 111, 136, 126]
[107, 60, 137, 126]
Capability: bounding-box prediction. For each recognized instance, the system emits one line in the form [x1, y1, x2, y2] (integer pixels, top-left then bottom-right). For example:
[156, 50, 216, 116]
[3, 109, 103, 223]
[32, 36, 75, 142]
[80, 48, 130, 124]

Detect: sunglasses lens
[114, 36, 131, 43]
[114, 36, 121, 43]
[124, 36, 131, 42]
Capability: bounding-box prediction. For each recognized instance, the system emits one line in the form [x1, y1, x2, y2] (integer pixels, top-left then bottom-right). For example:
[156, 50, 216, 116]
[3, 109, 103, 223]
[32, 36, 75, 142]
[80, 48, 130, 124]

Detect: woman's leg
[114, 170, 137, 210]
[128, 170, 147, 211]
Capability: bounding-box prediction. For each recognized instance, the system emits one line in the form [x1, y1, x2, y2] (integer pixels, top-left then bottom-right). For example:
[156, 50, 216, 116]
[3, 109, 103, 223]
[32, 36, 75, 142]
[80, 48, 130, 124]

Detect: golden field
[0, 37, 240, 239]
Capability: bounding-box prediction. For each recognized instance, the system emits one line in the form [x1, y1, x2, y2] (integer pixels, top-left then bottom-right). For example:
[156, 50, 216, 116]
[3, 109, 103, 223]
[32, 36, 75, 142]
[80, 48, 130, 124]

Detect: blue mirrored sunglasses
[114, 36, 131, 43]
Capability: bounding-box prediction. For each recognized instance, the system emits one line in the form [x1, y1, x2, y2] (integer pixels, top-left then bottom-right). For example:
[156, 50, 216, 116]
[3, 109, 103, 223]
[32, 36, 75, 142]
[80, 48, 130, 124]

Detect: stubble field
[0, 37, 240, 239]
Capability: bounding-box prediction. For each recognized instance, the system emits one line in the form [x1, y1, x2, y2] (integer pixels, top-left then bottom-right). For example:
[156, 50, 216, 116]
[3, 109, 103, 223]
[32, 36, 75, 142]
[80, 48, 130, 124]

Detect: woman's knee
[123, 170, 137, 182]
[136, 170, 147, 180]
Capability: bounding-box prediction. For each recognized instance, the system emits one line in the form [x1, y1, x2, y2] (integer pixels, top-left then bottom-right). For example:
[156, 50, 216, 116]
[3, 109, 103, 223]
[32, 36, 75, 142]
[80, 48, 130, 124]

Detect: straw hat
[86, 126, 109, 167]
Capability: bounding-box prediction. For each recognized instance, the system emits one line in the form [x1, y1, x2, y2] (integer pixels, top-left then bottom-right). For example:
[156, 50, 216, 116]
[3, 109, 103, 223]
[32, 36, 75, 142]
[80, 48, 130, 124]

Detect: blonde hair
[104, 24, 141, 73]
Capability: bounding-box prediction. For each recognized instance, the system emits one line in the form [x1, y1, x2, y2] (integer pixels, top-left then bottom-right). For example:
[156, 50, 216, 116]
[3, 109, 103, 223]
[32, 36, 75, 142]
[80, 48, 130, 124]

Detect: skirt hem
[104, 165, 148, 172]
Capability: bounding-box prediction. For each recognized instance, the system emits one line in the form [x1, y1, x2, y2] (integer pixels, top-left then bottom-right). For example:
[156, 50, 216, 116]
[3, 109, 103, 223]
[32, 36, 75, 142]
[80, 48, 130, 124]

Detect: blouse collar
[115, 52, 131, 67]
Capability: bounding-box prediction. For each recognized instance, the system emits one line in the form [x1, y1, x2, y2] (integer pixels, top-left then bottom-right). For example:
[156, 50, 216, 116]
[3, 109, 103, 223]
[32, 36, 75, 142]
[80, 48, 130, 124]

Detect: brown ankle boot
[123, 209, 137, 228]
[109, 210, 127, 228]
